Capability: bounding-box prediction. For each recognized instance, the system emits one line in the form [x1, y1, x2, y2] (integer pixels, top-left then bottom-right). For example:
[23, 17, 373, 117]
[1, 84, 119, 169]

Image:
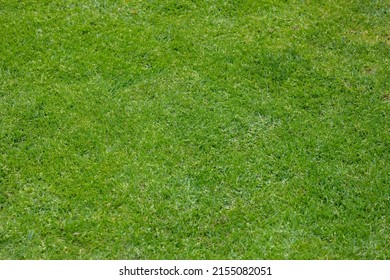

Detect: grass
[0, 0, 389, 259]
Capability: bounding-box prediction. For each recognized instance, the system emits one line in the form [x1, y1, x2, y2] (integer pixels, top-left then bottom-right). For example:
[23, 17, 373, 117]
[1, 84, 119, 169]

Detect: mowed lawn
[0, 0, 389, 259]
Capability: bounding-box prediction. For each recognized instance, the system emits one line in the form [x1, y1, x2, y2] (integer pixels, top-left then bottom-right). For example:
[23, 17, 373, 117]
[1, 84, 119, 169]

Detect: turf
[0, 0, 389, 259]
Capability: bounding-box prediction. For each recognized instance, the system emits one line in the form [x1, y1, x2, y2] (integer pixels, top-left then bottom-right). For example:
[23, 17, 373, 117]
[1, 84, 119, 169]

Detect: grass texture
[0, 0, 389, 259]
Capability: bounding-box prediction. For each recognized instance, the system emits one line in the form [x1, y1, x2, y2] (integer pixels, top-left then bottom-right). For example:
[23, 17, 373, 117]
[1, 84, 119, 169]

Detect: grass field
[0, 0, 389, 259]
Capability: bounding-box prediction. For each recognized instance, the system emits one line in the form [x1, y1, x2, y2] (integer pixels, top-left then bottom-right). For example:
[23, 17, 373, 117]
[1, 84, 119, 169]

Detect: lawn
[0, 0, 389, 259]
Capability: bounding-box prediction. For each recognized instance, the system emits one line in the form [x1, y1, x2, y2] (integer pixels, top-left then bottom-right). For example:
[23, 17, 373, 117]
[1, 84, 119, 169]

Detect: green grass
[0, 0, 389, 259]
